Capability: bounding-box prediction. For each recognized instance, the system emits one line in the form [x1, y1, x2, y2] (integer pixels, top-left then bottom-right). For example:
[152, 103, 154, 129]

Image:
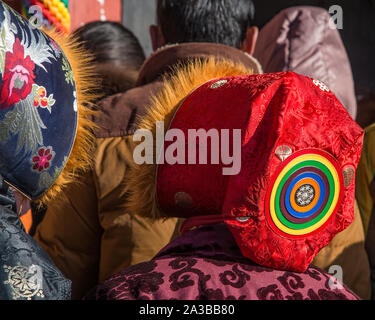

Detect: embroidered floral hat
[0, 2, 95, 204]
[125, 58, 364, 272]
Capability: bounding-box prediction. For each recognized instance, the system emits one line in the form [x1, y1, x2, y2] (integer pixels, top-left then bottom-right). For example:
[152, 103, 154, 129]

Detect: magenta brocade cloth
[85, 224, 358, 300]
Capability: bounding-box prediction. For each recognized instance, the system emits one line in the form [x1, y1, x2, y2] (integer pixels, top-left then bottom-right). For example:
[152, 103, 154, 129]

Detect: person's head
[73, 21, 146, 97]
[151, 0, 258, 54]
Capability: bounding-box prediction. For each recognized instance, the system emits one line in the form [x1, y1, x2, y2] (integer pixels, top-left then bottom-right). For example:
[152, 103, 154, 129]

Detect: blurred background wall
[69, 0, 122, 31]
[122, 0, 156, 57]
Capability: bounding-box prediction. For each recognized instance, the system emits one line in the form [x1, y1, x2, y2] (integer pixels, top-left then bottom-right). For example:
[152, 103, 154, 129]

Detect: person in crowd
[253, 6, 370, 299]
[356, 93, 375, 129]
[34, 0, 369, 299]
[254, 6, 357, 120]
[33, 19, 179, 299]
[357, 123, 375, 234]
[73, 21, 146, 98]
[86, 61, 362, 300]
[356, 115, 375, 298]
[29, 21, 147, 235]
[0, 2, 97, 299]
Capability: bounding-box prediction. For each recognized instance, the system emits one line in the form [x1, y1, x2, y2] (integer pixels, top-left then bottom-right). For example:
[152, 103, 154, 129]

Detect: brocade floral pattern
[86, 224, 358, 300]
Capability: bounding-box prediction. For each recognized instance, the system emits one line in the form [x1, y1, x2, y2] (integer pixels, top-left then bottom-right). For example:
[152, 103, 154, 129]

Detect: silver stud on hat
[342, 166, 355, 187]
[275, 145, 293, 162]
[236, 217, 250, 222]
[175, 192, 193, 208]
[210, 79, 228, 89]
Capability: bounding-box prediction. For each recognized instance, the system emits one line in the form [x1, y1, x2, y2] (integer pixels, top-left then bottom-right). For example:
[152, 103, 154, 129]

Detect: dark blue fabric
[0, 1, 77, 200]
[0, 182, 71, 300]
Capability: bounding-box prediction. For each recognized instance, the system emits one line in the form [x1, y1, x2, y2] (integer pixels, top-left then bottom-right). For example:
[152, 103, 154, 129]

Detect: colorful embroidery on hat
[31, 146, 55, 172]
[38, 155, 67, 190]
[62, 56, 74, 86]
[0, 2, 79, 200]
[0, 92, 47, 154]
[0, 38, 35, 109]
[265, 149, 343, 238]
[33, 85, 56, 113]
[0, 2, 62, 155]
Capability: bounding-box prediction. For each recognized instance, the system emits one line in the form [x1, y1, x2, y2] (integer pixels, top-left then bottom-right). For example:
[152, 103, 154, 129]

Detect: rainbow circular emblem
[266, 149, 343, 238]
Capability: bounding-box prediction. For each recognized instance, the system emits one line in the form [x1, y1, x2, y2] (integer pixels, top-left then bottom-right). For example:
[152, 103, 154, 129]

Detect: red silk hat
[154, 71, 363, 272]
[126, 58, 363, 272]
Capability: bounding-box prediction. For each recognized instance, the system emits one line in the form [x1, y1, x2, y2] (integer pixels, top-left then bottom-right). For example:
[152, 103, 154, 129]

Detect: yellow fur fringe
[125, 57, 254, 219]
[35, 30, 101, 206]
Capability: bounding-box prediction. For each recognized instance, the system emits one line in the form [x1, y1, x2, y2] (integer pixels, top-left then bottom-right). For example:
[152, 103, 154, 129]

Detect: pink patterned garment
[85, 224, 359, 300]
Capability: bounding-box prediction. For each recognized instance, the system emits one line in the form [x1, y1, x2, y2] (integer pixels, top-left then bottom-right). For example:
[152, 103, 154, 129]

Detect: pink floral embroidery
[0, 38, 36, 109]
[31, 147, 55, 172]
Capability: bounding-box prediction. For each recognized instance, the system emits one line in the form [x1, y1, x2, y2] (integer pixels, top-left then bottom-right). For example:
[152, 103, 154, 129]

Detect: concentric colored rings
[284, 171, 326, 219]
[266, 149, 343, 237]
[290, 178, 319, 211]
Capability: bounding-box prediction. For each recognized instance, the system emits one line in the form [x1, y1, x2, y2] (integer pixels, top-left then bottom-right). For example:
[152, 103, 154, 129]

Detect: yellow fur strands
[36, 30, 101, 206]
[125, 57, 254, 219]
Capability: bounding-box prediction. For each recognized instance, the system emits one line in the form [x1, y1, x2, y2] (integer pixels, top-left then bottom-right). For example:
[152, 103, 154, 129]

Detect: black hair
[157, 0, 255, 49]
[73, 21, 145, 69]
[73, 21, 146, 97]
